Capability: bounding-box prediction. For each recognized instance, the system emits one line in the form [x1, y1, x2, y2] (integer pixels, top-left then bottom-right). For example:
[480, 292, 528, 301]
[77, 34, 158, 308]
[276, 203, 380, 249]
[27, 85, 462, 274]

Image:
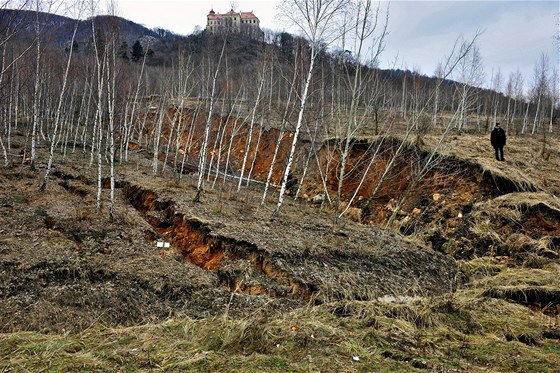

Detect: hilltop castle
[206, 8, 264, 41]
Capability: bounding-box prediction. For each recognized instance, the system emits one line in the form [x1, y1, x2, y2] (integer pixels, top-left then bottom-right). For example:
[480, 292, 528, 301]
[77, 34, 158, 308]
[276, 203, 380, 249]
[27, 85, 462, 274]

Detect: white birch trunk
[30, 9, 41, 169]
[195, 39, 227, 201]
[237, 69, 265, 192]
[39, 16, 79, 191]
[273, 49, 316, 217]
[0, 134, 7, 166]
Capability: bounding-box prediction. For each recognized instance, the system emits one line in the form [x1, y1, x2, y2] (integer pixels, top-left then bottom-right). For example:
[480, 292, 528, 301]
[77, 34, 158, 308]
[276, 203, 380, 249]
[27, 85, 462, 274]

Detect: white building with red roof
[206, 8, 263, 41]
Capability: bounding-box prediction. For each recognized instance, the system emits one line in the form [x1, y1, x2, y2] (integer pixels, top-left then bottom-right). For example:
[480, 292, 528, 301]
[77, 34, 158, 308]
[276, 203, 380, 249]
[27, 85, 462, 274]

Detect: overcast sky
[113, 0, 558, 90]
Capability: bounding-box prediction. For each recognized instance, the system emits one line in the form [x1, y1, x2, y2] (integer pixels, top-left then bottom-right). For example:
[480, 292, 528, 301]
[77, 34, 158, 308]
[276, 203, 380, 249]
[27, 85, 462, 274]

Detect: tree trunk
[273, 48, 316, 217]
[195, 38, 227, 202]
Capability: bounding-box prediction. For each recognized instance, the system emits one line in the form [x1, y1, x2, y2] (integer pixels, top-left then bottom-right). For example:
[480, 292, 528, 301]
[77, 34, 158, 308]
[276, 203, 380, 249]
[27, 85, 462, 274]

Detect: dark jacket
[491, 127, 506, 148]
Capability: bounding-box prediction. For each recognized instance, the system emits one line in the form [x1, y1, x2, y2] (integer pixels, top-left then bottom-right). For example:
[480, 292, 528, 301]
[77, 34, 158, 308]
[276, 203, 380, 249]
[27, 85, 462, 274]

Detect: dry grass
[2, 287, 559, 372]
[467, 190, 560, 259]
[472, 262, 560, 289]
[422, 132, 560, 195]
[492, 192, 560, 210]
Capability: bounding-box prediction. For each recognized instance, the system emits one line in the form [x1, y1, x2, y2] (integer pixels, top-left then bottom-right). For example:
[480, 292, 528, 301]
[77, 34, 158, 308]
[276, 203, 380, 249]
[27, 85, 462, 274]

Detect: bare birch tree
[123, 42, 149, 162]
[530, 53, 550, 135]
[334, 0, 388, 221]
[105, 1, 121, 221]
[194, 37, 227, 202]
[39, 3, 82, 191]
[237, 56, 266, 192]
[272, 0, 350, 218]
[30, 0, 44, 169]
[261, 49, 299, 205]
[549, 66, 558, 134]
[361, 33, 481, 217]
[454, 43, 484, 132]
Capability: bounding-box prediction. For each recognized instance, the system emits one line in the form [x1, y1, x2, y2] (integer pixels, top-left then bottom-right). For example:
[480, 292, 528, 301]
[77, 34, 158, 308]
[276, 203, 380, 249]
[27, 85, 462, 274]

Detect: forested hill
[0, 9, 468, 80]
[1, 8, 517, 121]
[0, 9, 174, 61]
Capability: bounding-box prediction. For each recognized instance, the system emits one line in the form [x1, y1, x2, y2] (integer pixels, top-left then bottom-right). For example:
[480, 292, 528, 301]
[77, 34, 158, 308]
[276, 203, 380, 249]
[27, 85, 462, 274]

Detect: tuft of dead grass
[422, 133, 560, 195]
[2, 288, 560, 372]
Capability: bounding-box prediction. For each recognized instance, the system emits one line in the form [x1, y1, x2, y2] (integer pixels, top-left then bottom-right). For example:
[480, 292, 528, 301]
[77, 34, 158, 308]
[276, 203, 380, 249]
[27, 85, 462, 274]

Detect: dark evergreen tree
[131, 40, 144, 61]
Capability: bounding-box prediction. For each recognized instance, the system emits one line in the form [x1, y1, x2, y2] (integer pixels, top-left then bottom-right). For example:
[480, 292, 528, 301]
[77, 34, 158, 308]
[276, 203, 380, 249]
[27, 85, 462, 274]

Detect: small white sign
[157, 241, 171, 248]
[164, 242, 170, 248]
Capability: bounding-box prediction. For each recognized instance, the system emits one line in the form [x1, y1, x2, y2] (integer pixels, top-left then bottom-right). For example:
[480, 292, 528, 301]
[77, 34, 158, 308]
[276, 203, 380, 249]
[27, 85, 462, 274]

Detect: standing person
[490, 122, 506, 161]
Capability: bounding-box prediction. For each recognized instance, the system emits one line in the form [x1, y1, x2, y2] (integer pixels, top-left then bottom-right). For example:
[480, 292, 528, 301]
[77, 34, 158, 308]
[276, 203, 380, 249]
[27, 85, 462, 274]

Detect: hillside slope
[1, 131, 559, 371]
